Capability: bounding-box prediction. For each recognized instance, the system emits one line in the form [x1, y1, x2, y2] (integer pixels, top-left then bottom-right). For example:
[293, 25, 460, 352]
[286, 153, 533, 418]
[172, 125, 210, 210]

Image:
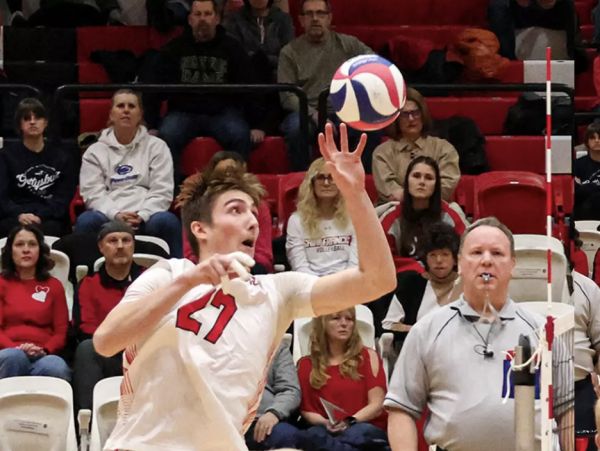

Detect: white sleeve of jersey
[272, 271, 318, 322]
[120, 260, 174, 305]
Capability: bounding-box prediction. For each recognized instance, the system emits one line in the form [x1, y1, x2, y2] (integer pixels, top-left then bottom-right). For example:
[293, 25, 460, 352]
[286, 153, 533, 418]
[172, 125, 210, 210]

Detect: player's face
[110, 93, 142, 131]
[313, 167, 339, 200]
[12, 230, 40, 271]
[99, 232, 135, 266]
[398, 100, 423, 137]
[21, 113, 47, 139]
[407, 163, 436, 201]
[458, 226, 515, 296]
[300, 0, 331, 40]
[189, 1, 220, 41]
[326, 309, 354, 342]
[588, 133, 600, 153]
[200, 190, 259, 258]
[426, 248, 455, 279]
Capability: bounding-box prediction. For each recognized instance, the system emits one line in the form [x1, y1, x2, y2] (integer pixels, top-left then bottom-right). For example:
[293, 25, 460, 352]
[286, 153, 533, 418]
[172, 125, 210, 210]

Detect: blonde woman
[285, 158, 358, 276]
[297, 308, 389, 451]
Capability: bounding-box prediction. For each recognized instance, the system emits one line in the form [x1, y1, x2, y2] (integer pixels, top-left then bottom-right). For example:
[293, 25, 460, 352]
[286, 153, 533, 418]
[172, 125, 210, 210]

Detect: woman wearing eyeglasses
[372, 87, 460, 204]
[285, 157, 357, 276]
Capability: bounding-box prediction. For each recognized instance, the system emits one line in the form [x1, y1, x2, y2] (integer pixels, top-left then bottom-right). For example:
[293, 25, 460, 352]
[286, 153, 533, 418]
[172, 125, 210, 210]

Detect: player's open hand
[318, 123, 366, 198]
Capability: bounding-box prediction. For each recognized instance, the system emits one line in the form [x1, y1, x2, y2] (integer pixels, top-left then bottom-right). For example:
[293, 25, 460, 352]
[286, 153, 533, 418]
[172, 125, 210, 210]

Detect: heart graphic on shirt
[32, 286, 49, 302]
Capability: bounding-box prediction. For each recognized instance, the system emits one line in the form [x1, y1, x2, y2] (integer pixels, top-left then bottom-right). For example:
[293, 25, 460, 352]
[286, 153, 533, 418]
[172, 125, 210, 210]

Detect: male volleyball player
[93, 123, 396, 451]
[385, 217, 574, 451]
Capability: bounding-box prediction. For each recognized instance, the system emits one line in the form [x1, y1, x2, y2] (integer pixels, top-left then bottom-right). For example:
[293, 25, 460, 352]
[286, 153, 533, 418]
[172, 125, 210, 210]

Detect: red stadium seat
[426, 97, 517, 135]
[277, 172, 306, 235]
[180, 138, 222, 176]
[581, 24, 594, 42]
[248, 137, 292, 175]
[70, 187, 86, 224]
[484, 136, 545, 172]
[473, 171, 547, 234]
[454, 175, 477, 218]
[576, 1, 594, 25]
[79, 98, 112, 133]
[365, 174, 378, 204]
[257, 174, 281, 216]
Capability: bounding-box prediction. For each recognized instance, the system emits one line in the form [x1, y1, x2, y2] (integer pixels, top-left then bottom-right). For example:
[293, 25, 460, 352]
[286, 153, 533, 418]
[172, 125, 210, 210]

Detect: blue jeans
[0, 348, 71, 382]
[302, 423, 389, 451]
[74, 210, 183, 258]
[281, 112, 380, 173]
[158, 108, 252, 185]
[244, 420, 303, 450]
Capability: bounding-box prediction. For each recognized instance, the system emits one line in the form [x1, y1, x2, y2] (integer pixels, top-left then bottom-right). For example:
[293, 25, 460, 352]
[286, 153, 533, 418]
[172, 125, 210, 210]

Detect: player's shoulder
[573, 270, 600, 298]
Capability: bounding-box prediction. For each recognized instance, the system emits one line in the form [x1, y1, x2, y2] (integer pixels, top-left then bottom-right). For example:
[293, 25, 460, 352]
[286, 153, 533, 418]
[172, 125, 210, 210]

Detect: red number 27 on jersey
[175, 289, 237, 344]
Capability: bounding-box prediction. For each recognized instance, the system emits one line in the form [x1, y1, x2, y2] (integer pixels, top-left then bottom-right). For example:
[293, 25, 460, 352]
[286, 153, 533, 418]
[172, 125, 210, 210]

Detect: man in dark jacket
[71, 221, 143, 417]
[146, 0, 265, 186]
[224, 0, 294, 83]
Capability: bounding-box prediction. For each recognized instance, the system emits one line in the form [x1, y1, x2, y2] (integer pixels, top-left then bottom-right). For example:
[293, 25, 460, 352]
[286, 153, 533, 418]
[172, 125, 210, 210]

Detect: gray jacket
[257, 342, 301, 420]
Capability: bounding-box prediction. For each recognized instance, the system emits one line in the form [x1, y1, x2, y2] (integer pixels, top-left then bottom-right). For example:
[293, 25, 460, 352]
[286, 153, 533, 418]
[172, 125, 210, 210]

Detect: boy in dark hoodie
[145, 0, 266, 187]
[0, 98, 77, 238]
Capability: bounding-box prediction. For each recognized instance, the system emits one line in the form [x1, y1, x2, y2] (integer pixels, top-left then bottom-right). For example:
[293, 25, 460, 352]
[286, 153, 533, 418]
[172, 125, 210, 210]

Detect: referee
[384, 217, 574, 451]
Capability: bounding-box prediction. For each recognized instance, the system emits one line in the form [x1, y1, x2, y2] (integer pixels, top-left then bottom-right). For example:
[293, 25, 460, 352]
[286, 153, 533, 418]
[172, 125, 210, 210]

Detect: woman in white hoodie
[75, 89, 182, 257]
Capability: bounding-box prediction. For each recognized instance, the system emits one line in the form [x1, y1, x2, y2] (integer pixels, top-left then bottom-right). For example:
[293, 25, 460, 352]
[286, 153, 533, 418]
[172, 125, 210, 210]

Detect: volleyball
[330, 55, 406, 131]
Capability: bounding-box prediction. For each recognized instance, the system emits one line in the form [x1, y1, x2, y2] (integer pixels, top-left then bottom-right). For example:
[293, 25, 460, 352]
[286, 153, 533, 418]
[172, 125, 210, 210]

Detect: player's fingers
[340, 123, 349, 153]
[353, 132, 367, 158]
[318, 132, 333, 162]
[227, 251, 255, 268]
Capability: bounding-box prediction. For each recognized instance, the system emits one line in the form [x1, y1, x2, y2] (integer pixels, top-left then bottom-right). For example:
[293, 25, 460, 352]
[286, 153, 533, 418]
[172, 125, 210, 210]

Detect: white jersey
[104, 258, 318, 451]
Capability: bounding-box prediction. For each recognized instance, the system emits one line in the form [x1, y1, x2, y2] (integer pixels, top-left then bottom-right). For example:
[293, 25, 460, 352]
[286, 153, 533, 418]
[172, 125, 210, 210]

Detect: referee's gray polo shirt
[384, 296, 573, 451]
[573, 270, 600, 381]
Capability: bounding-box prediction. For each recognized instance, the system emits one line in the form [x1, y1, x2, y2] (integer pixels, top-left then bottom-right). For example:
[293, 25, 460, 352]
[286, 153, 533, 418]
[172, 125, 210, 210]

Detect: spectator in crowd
[380, 156, 466, 272]
[574, 123, 600, 221]
[224, 0, 294, 83]
[286, 157, 357, 276]
[297, 307, 389, 451]
[71, 221, 143, 415]
[145, 0, 265, 186]
[245, 341, 302, 450]
[385, 217, 574, 451]
[181, 151, 273, 273]
[382, 222, 463, 334]
[372, 88, 460, 204]
[0, 98, 77, 239]
[75, 89, 183, 258]
[0, 225, 70, 381]
[278, 0, 380, 173]
[488, 0, 586, 71]
[8, 0, 124, 26]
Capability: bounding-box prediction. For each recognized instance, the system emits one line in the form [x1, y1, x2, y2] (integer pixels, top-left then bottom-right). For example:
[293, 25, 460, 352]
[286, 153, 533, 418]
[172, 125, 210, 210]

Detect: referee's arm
[388, 408, 419, 451]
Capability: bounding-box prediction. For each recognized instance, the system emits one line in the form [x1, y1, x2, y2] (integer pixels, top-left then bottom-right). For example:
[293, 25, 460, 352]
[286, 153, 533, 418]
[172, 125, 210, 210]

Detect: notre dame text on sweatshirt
[0, 142, 77, 221]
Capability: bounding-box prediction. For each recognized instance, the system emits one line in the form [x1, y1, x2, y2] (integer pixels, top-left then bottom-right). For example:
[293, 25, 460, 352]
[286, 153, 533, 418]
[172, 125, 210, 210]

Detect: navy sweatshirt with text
[0, 142, 77, 222]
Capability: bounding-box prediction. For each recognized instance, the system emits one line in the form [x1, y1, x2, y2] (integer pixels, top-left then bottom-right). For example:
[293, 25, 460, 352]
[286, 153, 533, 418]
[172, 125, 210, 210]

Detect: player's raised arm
[310, 123, 396, 316]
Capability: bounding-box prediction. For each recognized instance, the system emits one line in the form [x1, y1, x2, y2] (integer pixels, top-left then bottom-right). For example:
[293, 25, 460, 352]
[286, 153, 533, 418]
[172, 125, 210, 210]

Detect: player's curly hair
[308, 308, 364, 390]
[177, 166, 264, 258]
[296, 158, 349, 239]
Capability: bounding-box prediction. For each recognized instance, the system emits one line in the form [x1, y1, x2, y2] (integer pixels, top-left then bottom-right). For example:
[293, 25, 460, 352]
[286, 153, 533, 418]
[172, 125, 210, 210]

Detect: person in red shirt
[182, 151, 274, 273]
[297, 307, 389, 451]
[71, 220, 143, 415]
[0, 224, 70, 380]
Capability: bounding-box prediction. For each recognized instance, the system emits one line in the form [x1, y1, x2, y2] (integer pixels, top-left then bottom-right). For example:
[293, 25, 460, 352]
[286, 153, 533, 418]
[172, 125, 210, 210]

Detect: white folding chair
[292, 305, 376, 365]
[135, 235, 170, 255]
[49, 250, 74, 321]
[0, 376, 77, 451]
[93, 253, 165, 272]
[89, 376, 123, 451]
[44, 236, 60, 248]
[509, 235, 569, 304]
[575, 221, 600, 276]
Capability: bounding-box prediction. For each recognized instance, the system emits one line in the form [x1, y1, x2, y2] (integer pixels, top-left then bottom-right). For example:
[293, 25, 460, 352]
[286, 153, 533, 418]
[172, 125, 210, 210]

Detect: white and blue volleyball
[330, 55, 406, 131]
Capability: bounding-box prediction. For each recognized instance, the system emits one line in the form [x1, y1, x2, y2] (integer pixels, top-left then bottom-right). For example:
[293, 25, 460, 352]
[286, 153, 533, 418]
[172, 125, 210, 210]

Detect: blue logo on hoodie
[116, 165, 133, 175]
